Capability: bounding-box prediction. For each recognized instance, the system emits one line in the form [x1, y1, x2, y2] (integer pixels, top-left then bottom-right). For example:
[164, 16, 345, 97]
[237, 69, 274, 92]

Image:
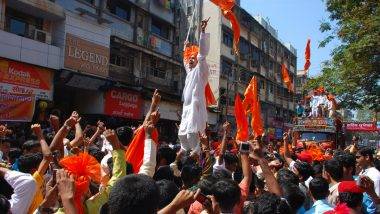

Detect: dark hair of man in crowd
[156, 146, 176, 166]
[0, 194, 10, 214]
[224, 152, 239, 166]
[108, 174, 159, 214]
[374, 159, 380, 172]
[212, 178, 241, 212]
[181, 164, 202, 189]
[334, 152, 356, 178]
[88, 146, 105, 163]
[198, 176, 217, 195]
[115, 126, 134, 147]
[252, 192, 292, 214]
[277, 168, 300, 186]
[339, 192, 363, 209]
[22, 140, 41, 154]
[312, 163, 323, 178]
[309, 177, 330, 200]
[324, 159, 343, 182]
[294, 161, 314, 181]
[250, 172, 265, 193]
[281, 184, 305, 212]
[156, 179, 179, 209]
[18, 153, 43, 174]
[153, 165, 175, 181]
[0, 178, 13, 199]
[8, 148, 22, 165]
[358, 147, 375, 162]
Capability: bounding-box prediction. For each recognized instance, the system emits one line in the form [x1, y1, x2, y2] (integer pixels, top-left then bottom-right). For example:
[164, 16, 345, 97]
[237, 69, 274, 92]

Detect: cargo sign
[64, 33, 109, 77]
[104, 89, 142, 119]
[0, 58, 53, 100]
[345, 122, 378, 132]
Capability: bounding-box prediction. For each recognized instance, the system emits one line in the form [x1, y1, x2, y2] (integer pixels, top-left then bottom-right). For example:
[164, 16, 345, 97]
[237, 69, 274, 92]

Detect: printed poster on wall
[0, 92, 36, 122]
[104, 89, 143, 119]
[208, 63, 220, 107]
[0, 58, 54, 100]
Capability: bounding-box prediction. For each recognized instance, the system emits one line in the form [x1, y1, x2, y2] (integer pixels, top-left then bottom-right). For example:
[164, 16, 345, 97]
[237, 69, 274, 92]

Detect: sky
[240, 0, 340, 77]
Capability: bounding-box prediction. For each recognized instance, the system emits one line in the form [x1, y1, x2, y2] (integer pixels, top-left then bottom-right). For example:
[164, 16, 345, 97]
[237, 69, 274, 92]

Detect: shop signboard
[345, 122, 378, 132]
[0, 58, 54, 100]
[64, 33, 109, 77]
[293, 118, 336, 133]
[0, 92, 35, 122]
[104, 89, 142, 119]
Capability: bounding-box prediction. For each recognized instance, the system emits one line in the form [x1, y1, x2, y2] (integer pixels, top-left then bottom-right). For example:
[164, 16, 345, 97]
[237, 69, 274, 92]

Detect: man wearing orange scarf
[178, 18, 210, 156]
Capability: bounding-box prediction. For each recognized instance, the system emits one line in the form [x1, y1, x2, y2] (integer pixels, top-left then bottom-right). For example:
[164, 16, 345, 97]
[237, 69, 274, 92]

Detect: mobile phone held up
[239, 142, 250, 154]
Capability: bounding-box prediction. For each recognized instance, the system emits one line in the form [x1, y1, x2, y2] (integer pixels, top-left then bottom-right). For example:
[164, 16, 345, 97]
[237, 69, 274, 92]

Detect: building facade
[0, 0, 197, 142]
[197, 1, 297, 139]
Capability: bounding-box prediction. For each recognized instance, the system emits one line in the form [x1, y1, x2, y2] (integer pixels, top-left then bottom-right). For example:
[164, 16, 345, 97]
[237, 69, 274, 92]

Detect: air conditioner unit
[34, 29, 51, 44]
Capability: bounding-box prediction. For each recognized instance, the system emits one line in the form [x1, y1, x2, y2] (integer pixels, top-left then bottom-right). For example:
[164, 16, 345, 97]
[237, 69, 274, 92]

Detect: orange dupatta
[125, 126, 159, 173]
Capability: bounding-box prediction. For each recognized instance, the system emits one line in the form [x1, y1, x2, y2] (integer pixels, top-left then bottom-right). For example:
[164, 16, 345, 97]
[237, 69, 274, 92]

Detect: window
[222, 30, 233, 48]
[108, 2, 131, 21]
[110, 53, 127, 67]
[151, 18, 170, 40]
[5, 7, 43, 39]
[9, 18, 27, 36]
[251, 46, 260, 68]
[269, 61, 274, 70]
[221, 59, 233, 77]
[150, 58, 167, 79]
[269, 83, 274, 94]
[259, 80, 265, 90]
[240, 39, 250, 55]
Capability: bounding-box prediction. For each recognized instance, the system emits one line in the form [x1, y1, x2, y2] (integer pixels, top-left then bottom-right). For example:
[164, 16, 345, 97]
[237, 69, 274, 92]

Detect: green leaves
[311, 0, 380, 111]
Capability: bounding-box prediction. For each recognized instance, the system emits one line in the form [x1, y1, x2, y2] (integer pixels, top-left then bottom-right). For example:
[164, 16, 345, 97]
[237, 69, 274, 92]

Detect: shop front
[0, 58, 54, 122]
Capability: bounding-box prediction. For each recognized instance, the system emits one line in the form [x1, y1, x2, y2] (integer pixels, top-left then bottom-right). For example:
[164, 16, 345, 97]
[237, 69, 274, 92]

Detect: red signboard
[345, 122, 378, 132]
[104, 89, 142, 119]
[0, 58, 54, 100]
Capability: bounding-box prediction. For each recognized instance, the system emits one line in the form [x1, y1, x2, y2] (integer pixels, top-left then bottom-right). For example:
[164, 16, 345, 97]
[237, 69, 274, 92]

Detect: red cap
[296, 151, 313, 163]
[338, 181, 364, 194]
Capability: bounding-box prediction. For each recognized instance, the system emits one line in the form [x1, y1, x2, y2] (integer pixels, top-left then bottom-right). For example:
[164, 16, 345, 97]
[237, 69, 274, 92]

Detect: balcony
[140, 66, 179, 95]
[109, 64, 137, 85]
[148, 34, 172, 57]
[0, 29, 60, 69]
[7, 0, 65, 20]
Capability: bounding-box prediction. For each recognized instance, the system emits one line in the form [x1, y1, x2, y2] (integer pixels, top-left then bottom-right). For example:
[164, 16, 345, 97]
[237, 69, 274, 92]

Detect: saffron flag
[304, 39, 311, 73]
[125, 126, 159, 173]
[234, 94, 248, 141]
[242, 76, 264, 137]
[210, 0, 240, 55]
[281, 64, 293, 91]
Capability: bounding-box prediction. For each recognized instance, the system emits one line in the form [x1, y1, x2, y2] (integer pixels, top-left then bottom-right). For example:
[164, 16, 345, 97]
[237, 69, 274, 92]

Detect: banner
[345, 122, 378, 132]
[0, 58, 54, 100]
[0, 92, 36, 122]
[104, 89, 142, 119]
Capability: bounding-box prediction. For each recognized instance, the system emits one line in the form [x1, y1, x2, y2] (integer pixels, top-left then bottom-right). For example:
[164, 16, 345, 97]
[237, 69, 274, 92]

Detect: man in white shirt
[178, 19, 210, 156]
[357, 147, 380, 197]
[0, 167, 36, 214]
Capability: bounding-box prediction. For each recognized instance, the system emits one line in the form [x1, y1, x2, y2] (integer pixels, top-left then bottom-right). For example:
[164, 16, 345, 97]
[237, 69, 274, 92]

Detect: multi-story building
[0, 0, 197, 142]
[295, 70, 308, 102]
[196, 1, 298, 139]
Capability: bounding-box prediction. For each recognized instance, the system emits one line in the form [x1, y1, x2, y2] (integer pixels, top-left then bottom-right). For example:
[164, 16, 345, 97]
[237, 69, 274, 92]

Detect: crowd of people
[0, 89, 380, 214]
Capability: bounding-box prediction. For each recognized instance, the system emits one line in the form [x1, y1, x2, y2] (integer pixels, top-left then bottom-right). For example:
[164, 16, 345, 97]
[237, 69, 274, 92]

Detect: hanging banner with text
[0, 58, 54, 100]
[0, 92, 36, 122]
[104, 89, 142, 119]
[345, 122, 378, 132]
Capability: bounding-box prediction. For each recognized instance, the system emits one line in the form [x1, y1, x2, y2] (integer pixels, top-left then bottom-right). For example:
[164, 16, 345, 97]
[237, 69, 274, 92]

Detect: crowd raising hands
[1, 89, 380, 214]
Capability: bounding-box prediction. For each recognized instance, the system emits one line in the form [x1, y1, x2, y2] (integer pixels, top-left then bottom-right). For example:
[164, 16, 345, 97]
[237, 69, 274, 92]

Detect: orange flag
[282, 64, 293, 91]
[234, 94, 248, 141]
[210, 0, 240, 55]
[205, 83, 217, 106]
[304, 39, 311, 73]
[125, 126, 159, 173]
[242, 76, 264, 137]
